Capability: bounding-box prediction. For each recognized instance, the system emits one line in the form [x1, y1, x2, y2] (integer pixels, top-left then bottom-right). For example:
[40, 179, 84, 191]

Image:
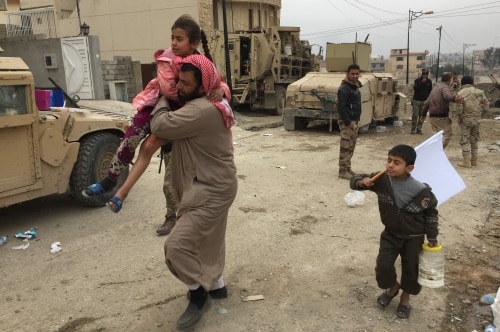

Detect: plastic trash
[344, 191, 365, 207]
[12, 239, 30, 250]
[484, 324, 496, 332]
[393, 120, 404, 127]
[481, 293, 497, 305]
[376, 126, 386, 133]
[0, 235, 8, 246]
[15, 227, 37, 239]
[50, 242, 62, 254]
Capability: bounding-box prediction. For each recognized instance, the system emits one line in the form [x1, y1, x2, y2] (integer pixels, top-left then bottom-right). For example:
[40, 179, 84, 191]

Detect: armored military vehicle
[283, 42, 405, 131]
[212, 26, 313, 114]
[0, 57, 130, 208]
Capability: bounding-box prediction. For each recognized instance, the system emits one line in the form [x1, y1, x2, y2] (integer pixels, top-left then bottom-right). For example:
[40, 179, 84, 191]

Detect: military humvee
[0, 57, 129, 208]
[283, 42, 405, 131]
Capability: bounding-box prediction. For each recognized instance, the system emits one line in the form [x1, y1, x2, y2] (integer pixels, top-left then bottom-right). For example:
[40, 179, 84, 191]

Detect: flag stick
[370, 169, 386, 182]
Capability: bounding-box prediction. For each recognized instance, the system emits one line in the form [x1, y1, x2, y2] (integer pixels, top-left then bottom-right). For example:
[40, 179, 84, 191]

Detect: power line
[351, 0, 402, 16]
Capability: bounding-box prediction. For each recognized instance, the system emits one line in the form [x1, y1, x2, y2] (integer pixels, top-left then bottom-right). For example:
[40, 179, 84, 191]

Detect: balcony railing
[6, 7, 58, 38]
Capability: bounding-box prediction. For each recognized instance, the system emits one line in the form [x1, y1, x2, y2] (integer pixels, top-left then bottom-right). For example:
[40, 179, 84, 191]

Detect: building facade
[0, 0, 283, 63]
[387, 48, 428, 82]
[370, 55, 387, 73]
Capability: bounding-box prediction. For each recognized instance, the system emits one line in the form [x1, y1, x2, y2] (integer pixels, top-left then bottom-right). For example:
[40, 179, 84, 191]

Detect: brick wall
[101, 56, 140, 103]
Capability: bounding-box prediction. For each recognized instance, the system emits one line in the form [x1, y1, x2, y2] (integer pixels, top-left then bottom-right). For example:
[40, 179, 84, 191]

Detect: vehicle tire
[69, 132, 128, 207]
[274, 85, 286, 115]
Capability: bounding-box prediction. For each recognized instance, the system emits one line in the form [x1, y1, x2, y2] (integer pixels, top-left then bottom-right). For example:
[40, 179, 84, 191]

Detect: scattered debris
[15, 227, 37, 239]
[12, 239, 30, 250]
[50, 242, 62, 254]
[242, 295, 265, 302]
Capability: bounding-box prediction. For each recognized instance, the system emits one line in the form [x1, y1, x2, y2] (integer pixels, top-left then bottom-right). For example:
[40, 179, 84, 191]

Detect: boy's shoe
[396, 303, 411, 318]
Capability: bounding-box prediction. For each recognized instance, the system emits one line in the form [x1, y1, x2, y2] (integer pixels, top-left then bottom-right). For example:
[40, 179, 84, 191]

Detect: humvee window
[0, 85, 27, 117]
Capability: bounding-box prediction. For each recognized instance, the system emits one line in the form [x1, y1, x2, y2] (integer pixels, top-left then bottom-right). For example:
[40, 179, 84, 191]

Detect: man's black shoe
[177, 289, 211, 329]
[186, 286, 228, 300]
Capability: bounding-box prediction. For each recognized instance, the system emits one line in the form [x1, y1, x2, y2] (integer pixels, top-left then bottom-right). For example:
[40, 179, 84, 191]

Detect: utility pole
[436, 26, 442, 80]
[221, 0, 233, 104]
[406, 9, 433, 85]
[462, 43, 476, 76]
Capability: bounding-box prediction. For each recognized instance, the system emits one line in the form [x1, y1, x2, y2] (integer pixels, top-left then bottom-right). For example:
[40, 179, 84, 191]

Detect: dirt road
[0, 114, 498, 332]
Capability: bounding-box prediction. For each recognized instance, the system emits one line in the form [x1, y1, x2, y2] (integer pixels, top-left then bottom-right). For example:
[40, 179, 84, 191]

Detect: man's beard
[178, 90, 203, 103]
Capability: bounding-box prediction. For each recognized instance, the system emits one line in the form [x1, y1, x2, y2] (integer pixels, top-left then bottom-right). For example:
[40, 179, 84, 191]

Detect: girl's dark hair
[172, 14, 213, 62]
[388, 144, 416, 166]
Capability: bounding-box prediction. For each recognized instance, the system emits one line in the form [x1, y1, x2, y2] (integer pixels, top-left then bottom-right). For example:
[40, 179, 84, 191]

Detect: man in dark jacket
[411, 69, 432, 134]
[337, 64, 362, 180]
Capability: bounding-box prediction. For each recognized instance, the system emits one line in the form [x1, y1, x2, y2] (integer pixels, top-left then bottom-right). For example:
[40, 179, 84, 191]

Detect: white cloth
[412, 131, 467, 206]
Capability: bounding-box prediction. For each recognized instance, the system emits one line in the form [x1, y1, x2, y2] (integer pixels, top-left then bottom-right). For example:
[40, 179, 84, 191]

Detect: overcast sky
[280, 0, 500, 58]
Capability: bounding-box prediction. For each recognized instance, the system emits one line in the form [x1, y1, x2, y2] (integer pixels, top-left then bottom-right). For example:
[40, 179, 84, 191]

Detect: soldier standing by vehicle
[455, 76, 488, 168]
[337, 64, 362, 180]
[411, 69, 432, 134]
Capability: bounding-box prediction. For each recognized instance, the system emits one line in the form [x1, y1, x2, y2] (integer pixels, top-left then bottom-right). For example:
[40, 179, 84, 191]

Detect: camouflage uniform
[338, 120, 359, 173]
[411, 73, 432, 134]
[337, 78, 362, 179]
[157, 143, 178, 235]
[448, 74, 461, 116]
[456, 84, 488, 167]
[163, 151, 177, 218]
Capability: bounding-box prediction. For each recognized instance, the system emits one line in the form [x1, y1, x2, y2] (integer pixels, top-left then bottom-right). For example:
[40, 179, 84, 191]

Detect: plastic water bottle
[0, 235, 8, 246]
[418, 243, 445, 288]
[484, 324, 496, 332]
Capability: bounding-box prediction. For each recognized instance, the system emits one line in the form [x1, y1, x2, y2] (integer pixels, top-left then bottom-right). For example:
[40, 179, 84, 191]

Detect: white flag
[412, 131, 467, 206]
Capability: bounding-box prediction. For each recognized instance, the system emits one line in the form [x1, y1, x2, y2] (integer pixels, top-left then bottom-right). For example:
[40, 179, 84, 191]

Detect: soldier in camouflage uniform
[455, 76, 488, 168]
[448, 72, 461, 116]
[411, 69, 432, 134]
[337, 64, 362, 180]
[157, 143, 178, 235]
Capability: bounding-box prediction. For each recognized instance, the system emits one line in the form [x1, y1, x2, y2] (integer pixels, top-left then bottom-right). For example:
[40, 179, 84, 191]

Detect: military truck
[0, 57, 130, 208]
[283, 42, 405, 131]
[212, 26, 313, 114]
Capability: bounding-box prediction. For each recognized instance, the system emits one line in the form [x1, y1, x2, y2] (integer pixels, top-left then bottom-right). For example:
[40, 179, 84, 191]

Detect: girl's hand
[208, 88, 224, 102]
